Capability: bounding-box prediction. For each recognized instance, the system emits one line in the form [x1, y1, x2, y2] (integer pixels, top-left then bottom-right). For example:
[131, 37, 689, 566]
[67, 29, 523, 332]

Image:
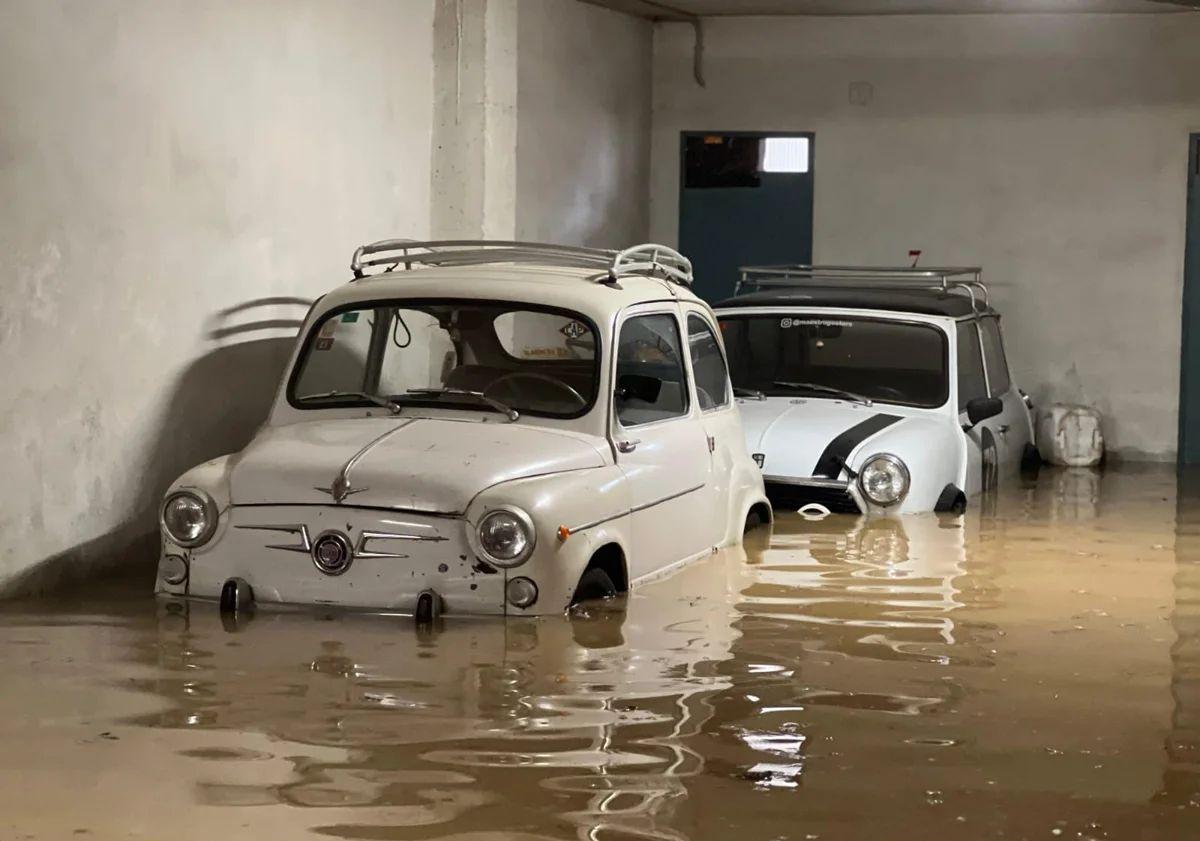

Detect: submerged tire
[744, 509, 765, 533]
[980, 428, 999, 493]
[1020, 442, 1042, 480]
[572, 567, 618, 605]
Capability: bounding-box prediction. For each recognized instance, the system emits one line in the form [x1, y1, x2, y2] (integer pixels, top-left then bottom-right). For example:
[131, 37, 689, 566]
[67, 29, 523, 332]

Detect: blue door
[1179, 134, 1200, 465]
[678, 132, 815, 303]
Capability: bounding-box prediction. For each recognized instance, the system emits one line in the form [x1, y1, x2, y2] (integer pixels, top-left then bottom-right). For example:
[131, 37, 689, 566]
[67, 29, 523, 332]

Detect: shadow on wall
[4, 298, 312, 599]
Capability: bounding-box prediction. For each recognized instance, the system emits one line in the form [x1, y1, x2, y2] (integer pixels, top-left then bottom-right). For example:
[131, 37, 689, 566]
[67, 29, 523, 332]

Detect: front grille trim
[764, 478, 862, 515]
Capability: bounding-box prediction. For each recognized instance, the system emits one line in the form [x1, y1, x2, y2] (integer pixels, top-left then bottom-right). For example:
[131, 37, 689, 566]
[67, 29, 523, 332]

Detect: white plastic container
[1037, 404, 1104, 467]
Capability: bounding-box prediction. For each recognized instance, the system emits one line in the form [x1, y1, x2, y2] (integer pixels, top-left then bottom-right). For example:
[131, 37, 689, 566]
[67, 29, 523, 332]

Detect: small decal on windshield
[780, 319, 853, 328]
[341, 312, 360, 323]
[559, 320, 589, 340]
[316, 337, 334, 351]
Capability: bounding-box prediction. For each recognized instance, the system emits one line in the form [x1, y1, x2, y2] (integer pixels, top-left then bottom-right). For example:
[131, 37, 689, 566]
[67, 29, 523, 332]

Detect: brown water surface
[3, 465, 1200, 840]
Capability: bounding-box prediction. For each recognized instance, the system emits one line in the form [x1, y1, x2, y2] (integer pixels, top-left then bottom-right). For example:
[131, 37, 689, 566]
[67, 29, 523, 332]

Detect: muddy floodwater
[5, 465, 1200, 840]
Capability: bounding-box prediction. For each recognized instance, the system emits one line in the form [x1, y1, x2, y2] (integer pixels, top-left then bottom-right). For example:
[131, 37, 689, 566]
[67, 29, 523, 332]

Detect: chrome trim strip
[315, 419, 416, 503]
[762, 475, 850, 490]
[235, 523, 312, 553]
[630, 483, 705, 515]
[355, 529, 446, 559]
[568, 483, 705, 534]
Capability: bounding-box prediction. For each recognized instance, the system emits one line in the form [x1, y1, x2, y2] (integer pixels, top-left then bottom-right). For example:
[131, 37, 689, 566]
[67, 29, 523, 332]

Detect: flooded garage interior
[3, 465, 1199, 840]
[5, 1, 1200, 839]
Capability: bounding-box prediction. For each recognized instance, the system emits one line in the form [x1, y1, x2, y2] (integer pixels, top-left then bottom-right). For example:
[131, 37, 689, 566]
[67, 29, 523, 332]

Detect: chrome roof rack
[350, 239, 694, 287]
[736, 264, 988, 310]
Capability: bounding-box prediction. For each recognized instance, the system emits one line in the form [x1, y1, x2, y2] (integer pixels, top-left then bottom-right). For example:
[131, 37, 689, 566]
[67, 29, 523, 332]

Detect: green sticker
[341, 312, 360, 323]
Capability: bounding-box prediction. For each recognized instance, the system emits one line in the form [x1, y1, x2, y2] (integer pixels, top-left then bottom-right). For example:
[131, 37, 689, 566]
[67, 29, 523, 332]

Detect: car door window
[616, 313, 690, 426]
[979, 317, 1011, 396]
[686, 314, 730, 410]
[956, 321, 988, 410]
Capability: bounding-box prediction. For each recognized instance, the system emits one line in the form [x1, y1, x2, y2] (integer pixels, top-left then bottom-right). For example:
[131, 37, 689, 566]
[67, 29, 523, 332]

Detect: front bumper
[157, 504, 508, 615]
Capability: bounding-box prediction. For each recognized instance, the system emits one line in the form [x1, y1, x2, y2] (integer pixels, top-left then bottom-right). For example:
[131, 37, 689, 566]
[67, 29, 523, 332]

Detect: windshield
[718, 315, 948, 408]
[289, 301, 600, 418]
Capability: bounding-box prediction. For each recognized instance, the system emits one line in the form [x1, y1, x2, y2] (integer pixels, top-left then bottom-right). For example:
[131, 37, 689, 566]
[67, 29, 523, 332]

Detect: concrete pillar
[431, 0, 518, 239]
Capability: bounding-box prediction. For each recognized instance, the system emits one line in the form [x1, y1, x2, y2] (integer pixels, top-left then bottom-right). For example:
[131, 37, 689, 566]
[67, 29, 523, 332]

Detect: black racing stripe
[813, 414, 902, 479]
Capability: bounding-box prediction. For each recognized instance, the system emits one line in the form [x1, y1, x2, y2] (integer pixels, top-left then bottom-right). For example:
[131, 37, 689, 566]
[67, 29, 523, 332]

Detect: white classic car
[714, 265, 1037, 515]
[156, 240, 770, 619]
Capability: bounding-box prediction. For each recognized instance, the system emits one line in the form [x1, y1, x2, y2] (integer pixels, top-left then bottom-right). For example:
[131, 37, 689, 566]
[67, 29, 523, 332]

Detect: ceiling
[584, 0, 1199, 19]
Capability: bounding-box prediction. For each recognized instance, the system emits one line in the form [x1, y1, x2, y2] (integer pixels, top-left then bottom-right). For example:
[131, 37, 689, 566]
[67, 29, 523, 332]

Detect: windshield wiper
[297, 389, 402, 413]
[403, 388, 519, 422]
[733, 387, 766, 400]
[772, 381, 873, 406]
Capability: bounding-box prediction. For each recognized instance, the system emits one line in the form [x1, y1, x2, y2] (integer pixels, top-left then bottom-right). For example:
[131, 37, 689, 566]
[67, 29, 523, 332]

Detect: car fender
[847, 415, 962, 514]
[718, 454, 772, 545]
[160, 455, 237, 553]
[464, 465, 632, 613]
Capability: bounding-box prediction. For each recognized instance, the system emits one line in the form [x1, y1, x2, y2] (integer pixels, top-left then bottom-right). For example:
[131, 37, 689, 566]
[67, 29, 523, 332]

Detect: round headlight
[476, 507, 535, 567]
[858, 454, 910, 507]
[161, 490, 218, 548]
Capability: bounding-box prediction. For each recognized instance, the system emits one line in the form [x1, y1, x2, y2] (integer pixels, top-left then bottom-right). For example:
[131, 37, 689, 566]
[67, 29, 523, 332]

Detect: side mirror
[964, 396, 1003, 429]
[616, 373, 662, 404]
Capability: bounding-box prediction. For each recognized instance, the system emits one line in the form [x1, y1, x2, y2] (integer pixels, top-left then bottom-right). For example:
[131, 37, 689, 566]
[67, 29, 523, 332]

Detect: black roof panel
[713, 286, 994, 318]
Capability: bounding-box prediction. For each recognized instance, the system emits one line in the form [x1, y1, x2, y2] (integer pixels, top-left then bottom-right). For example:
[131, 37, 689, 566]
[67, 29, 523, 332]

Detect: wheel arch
[579, 542, 629, 594]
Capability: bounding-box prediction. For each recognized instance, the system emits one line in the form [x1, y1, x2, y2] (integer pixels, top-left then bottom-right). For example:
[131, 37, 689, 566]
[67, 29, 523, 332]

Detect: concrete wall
[652, 13, 1200, 459]
[0, 0, 435, 593]
[516, 0, 652, 248]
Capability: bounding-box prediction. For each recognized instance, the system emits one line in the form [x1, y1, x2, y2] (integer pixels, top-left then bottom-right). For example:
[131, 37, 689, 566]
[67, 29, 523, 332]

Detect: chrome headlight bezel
[857, 453, 911, 508]
[160, 489, 219, 548]
[473, 505, 536, 569]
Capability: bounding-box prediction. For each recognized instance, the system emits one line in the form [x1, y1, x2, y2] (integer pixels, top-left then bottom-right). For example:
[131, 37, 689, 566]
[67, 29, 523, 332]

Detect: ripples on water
[2, 465, 1200, 839]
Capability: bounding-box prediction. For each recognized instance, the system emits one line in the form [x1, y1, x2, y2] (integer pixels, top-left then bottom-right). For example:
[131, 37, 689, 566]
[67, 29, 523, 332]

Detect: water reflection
[1156, 468, 1200, 808]
[2, 465, 1200, 839]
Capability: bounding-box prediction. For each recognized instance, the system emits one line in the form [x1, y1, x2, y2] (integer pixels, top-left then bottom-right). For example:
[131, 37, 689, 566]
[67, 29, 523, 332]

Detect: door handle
[616, 439, 640, 453]
[999, 424, 1010, 434]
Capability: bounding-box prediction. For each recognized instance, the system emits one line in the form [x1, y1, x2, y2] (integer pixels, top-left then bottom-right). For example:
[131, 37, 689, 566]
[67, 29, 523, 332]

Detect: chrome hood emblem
[314, 474, 368, 504]
[315, 420, 415, 504]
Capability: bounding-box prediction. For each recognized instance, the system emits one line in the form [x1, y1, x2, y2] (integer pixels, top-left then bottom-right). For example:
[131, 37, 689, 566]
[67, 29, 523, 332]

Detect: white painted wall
[516, 0, 652, 248]
[652, 13, 1200, 459]
[0, 0, 435, 592]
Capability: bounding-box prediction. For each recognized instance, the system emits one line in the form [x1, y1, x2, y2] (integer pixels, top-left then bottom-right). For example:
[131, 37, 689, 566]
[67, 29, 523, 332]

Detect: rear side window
[979, 317, 1011, 396]
[686, 314, 730, 410]
[956, 321, 988, 410]
[616, 314, 689, 426]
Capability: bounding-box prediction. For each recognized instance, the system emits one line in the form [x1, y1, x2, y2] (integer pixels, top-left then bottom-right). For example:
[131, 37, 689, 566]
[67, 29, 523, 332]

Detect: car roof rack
[736, 264, 988, 310]
[350, 239, 694, 288]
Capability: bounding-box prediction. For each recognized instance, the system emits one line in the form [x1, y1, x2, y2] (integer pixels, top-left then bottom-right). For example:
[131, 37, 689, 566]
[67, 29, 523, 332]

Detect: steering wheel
[485, 372, 587, 409]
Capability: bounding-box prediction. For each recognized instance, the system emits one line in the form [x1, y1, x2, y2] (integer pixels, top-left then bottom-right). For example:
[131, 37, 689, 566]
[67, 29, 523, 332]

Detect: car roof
[314, 263, 710, 322]
[713, 286, 996, 318]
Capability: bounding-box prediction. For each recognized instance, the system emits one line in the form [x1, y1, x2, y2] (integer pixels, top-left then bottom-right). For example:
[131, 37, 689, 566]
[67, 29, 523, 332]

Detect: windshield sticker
[559, 320, 590, 340]
[315, 337, 334, 351]
[780, 318, 853, 328]
[341, 312, 360, 323]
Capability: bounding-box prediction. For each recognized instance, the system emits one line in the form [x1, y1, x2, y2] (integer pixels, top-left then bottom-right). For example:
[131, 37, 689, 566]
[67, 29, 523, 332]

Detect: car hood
[739, 397, 937, 480]
[228, 417, 608, 514]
